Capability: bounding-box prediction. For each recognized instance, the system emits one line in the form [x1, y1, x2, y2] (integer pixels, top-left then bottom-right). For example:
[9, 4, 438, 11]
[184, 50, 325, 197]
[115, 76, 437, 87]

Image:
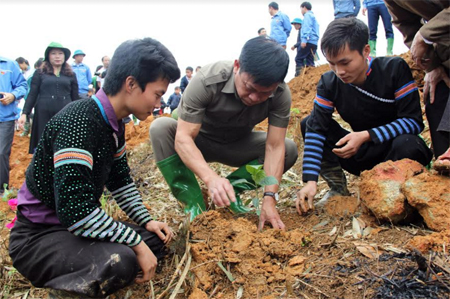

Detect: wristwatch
[263, 192, 279, 202]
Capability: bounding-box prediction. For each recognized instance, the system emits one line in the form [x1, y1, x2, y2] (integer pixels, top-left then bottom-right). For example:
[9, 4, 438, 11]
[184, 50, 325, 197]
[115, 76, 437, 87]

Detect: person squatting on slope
[9, 37, 179, 299]
[296, 18, 432, 214]
[150, 36, 298, 230]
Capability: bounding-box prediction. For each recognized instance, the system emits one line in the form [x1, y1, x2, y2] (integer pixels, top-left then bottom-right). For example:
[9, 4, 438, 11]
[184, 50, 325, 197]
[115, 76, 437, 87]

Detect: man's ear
[125, 76, 136, 93]
[233, 59, 240, 74]
[363, 44, 371, 59]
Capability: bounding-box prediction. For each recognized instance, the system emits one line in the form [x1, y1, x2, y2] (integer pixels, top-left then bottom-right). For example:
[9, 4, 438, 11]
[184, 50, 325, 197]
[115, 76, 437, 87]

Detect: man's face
[102, 56, 110, 68]
[294, 24, 301, 30]
[74, 55, 84, 64]
[233, 60, 278, 107]
[301, 6, 307, 15]
[326, 44, 370, 86]
[19, 62, 28, 71]
[268, 7, 275, 16]
[186, 69, 193, 79]
[259, 29, 267, 36]
[127, 76, 169, 121]
[175, 88, 180, 95]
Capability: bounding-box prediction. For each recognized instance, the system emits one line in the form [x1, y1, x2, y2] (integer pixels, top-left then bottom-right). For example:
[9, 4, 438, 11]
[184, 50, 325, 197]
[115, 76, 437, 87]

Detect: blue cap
[72, 49, 86, 58]
[291, 18, 303, 25]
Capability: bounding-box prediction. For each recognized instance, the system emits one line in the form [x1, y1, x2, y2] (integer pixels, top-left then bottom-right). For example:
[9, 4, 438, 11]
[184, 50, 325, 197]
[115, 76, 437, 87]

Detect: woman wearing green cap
[18, 42, 79, 153]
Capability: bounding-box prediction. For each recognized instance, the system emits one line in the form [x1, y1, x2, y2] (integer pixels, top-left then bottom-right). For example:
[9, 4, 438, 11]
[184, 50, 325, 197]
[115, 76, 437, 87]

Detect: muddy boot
[369, 40, 376, 57]
[387, 37, 394, 56]
[226, 160, 262, 214]
[156, 154, 206, 221]
[315, 163, 350, 207]
[20, 121, 30, 137]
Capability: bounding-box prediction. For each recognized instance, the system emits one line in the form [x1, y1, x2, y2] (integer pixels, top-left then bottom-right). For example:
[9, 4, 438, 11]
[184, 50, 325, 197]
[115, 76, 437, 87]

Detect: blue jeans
[296, 43, 318, 68]
[0, 120, 15, 192]
[367, 3, 394, 40]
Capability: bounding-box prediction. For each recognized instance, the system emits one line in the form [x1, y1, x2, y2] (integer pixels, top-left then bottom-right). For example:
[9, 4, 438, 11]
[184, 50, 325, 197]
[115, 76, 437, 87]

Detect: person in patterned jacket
[296, 18, 432, 215]
[9, 37, 180, 299]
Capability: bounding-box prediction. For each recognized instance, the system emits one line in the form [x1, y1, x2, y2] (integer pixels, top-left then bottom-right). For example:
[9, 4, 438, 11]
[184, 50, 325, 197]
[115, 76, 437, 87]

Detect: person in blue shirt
[72, 49, 92, 99]
[362, 0, 394, 56]
[180, 66, 193, 93]
[167, 86, 182, 113]
[268, 2, 292, 48]
[0, 56, 27, 195]
[333, 0, 361, 19]
[296, 2, 319, 72]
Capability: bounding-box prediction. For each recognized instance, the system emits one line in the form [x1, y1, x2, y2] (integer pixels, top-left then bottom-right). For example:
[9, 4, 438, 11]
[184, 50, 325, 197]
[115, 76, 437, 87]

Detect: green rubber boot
[226, 160, 261, 214]
[387, 37, 394, 56]
[369, 40, 377, 57]
[156, 154, 206, 221]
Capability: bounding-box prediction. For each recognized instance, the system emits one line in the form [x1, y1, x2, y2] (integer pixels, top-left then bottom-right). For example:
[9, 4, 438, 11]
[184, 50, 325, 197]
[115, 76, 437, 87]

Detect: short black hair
[239, 36, 289, 86]
[301, 2, 312, 10]
[321, 18, 369, 58]
[34, 58, 43, 69]
[268, 2, 278, 10]
[16, 57, 29, 66]
[258, 27, 265, 34]
[101, 56, 109, 62]
[103, 37, 180, 96]
[186, 66, 193, 72]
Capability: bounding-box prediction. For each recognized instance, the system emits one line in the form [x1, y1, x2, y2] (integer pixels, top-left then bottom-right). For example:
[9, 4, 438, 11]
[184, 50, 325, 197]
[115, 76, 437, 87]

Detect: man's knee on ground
[390, 134, 432, 166]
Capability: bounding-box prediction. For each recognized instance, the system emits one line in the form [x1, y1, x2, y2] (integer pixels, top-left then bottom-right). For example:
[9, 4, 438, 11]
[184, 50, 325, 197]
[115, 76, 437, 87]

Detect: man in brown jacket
[384, 0, 450, 166]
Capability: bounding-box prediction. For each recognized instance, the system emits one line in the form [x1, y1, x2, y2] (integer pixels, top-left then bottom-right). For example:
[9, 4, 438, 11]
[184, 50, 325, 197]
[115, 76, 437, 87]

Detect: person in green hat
[72, 49, 92, 99]
[290, 17, 304, 76]
[18, 42, 79, 154]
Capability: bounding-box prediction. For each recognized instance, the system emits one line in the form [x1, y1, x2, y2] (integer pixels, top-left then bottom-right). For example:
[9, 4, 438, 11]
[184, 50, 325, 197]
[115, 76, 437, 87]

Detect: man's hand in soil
[258, 197, 285, 231]
[132, 241, 158, 284]
[296, 181, 316, 215]
[206, 175, 236, 207]
[145, 220, 174, 244]
[423, 66, 450, 104]
[0, 92, 16, 105]
[332, 131, 370, 159]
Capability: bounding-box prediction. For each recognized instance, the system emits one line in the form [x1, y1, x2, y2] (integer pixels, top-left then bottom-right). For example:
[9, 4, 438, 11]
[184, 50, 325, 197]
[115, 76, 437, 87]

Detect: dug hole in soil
[2, 53, 449, 299]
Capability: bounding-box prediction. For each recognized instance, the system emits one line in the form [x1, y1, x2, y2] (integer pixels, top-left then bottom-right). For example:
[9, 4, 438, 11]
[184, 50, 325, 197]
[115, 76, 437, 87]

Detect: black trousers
[301, 116, 433, 175]
[425, 78, 450, 158]
[9, 210, 166, 298]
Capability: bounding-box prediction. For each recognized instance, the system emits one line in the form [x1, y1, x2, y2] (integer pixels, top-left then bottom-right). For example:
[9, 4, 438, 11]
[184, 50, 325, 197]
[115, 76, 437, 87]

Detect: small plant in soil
[230, 164, 278, 216]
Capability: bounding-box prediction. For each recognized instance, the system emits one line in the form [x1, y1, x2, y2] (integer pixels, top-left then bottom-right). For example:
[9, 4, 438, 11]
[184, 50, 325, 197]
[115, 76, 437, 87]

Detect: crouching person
[9, 38, 180, 299]
[150, 37, 298, 230]
[296, 18, 432, 214]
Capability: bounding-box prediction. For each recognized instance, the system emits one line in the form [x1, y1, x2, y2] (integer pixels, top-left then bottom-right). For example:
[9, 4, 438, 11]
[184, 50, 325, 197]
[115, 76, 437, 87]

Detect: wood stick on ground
[169, 255, 192, 299]
[157, 244, 191, 299]
[294, 278, 330, 298]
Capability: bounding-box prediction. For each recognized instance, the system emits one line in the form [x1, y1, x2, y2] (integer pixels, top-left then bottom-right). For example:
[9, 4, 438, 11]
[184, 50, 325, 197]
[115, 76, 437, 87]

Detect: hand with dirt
[259, 197, 285, 230]
[423, 66, 450, 104]
[145, 220, 174, 244]
[206, 175, 236, 207]
[296, 181, 316, 215]
[132, 241, 158, 284]
[332, 131, 370, 159]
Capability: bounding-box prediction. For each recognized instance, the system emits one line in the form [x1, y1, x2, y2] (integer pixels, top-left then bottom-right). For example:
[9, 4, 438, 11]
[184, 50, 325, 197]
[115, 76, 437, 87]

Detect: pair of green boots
[157, 154, 259, 221]
[369, 38, 394, 57]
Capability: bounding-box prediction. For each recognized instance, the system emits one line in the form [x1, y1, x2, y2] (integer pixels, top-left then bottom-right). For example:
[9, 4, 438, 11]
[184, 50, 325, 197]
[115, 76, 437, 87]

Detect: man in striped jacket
[296, 18, 432, 215]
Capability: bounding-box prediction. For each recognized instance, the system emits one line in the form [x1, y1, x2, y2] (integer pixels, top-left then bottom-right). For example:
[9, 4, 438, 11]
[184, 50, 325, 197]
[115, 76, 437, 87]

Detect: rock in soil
[403, 172, 450, 232]
[359, 159, 424, 224]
